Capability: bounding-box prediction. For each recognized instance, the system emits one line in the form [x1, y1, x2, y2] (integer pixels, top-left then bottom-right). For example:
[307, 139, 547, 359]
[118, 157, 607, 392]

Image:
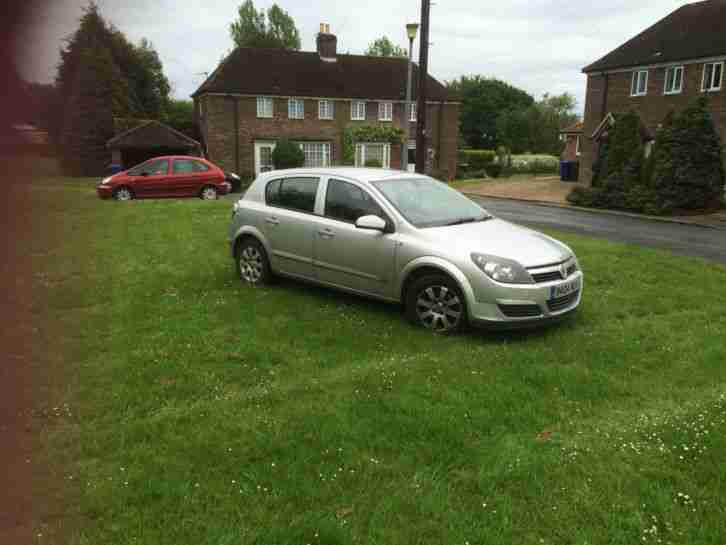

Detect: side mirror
[355, 215, 387, 231]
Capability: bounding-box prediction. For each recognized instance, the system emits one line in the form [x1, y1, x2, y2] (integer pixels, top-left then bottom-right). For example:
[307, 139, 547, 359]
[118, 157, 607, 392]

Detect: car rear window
[266, 177, 319, 213]
[192, 161, 210, 172]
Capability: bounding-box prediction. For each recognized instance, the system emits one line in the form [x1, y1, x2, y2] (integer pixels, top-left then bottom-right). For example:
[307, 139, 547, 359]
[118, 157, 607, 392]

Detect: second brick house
[580, 0, 726, 184]
[192, 26, 460, 180]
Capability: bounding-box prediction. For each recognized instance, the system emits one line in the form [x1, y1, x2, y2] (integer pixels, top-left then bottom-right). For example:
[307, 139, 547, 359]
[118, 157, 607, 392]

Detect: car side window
[129, 159, 168, 176]
[192, 161, 210, 172]
[266, 177, 319, 213]
[325, 178, 385, 223]
[172, 159, 195, 174]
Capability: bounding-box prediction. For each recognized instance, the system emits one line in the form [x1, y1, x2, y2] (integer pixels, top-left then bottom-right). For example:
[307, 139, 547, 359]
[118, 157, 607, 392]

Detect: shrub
[364, 159, 383, 168]
[485, 164, 503, 178]
[651, 98, 725, 211]
[459, 149, 496, 171]
[272, 139, 305, 169]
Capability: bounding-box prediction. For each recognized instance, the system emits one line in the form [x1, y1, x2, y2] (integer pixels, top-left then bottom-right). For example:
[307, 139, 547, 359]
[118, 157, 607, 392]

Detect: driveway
[470, 196, 726, 263]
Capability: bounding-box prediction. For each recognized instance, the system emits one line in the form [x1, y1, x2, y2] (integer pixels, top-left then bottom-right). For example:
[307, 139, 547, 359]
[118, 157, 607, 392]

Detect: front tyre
[406, 274, 467, 334]
[235, 238, 271, 286]
[113, 186, 133, 201]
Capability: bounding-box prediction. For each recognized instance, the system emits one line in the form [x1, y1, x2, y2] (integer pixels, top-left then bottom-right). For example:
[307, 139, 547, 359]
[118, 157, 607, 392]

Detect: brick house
[191, 26, 460, 180]
[559, 121, 583, 162]
[580, 0, 726, 184]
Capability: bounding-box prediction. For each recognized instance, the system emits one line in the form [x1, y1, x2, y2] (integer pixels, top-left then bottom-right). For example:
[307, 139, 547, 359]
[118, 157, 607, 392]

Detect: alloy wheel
[415, 285, 463, 333]
[114, 188, 132, 201]
[201, 187, 217, 200]
[239, 246, 263, 283]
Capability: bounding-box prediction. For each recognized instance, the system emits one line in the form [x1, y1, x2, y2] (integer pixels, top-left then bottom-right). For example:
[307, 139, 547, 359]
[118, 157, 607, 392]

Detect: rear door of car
[191, 159, 219, 193]
[259, 176, 320, 279]
[171, 158, 200, 197]
[313, 177, 397, 298]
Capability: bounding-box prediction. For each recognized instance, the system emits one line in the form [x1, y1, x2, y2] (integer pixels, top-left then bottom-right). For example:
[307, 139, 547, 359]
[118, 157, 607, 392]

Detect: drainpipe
[231, 96, 240, 175]
[600, 73, 609, 122]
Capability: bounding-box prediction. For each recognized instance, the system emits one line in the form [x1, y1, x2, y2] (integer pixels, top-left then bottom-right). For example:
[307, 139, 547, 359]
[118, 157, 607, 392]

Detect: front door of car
[129, 158, 170, 197]
[313, 178, 397, 298]
[260, 176, 319, 279]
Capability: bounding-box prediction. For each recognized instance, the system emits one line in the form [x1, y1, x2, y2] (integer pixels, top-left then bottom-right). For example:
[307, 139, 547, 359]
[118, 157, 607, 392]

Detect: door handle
[318, 228, 335, 238]
[265, 217, 280, 226]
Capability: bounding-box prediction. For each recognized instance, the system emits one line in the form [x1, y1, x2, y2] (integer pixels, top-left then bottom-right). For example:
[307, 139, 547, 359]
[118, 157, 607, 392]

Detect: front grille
[531, 271, 563, 283]
[499, 304, 543, 318]
[547, 290, 580, 313]
[530, 262, 578, 284]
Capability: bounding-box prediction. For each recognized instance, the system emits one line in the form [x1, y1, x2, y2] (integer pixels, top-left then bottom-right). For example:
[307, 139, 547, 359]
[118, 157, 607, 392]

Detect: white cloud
[18, 0, 690, 113]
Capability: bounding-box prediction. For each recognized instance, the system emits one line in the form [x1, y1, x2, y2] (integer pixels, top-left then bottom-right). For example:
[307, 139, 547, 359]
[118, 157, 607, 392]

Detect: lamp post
[402, 22, 419, 172]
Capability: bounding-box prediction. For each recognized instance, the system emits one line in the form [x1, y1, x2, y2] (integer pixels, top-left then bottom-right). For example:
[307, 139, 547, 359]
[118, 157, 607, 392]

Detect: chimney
[316, 23, 337, 61]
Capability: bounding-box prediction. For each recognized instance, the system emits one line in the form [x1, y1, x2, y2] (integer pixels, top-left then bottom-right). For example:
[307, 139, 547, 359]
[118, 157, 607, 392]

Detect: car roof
[256, 167, 428, 184]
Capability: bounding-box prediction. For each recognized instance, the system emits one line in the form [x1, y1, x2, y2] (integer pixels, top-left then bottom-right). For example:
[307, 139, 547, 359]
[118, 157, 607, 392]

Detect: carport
[106, 120, 202, 170]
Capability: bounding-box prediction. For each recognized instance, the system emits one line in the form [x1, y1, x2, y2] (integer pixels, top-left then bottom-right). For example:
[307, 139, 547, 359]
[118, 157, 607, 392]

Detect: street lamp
[402, 22, 419, 172]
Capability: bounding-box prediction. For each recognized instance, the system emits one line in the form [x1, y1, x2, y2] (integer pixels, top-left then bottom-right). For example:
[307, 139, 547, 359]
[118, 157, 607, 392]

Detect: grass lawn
[40, 177, 726, 544]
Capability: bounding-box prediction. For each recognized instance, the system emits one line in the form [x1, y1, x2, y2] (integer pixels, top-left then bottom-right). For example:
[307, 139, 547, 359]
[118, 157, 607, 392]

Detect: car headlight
[470, 253, 533, 284]
[100, 177, 112, 185]
[232, 200, 243, 216]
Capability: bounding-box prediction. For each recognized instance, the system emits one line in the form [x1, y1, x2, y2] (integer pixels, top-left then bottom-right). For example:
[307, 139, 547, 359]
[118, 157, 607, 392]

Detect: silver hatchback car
[229, 168, 583, 333]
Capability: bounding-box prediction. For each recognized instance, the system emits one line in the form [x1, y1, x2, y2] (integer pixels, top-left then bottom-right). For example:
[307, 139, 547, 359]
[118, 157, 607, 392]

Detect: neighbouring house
[559, 121, 583, 162]
[580, 0, 726, 185]
[106, 119, 203, 170]
[191, 24, 460, 179]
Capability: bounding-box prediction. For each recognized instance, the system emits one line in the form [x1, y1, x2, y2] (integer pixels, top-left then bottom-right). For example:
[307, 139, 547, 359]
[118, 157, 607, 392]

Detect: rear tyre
[113, 186, 133, 201]
[235, 238, 272, 286]
[200, 186, 218, 200]
[405, 274, 467, 334]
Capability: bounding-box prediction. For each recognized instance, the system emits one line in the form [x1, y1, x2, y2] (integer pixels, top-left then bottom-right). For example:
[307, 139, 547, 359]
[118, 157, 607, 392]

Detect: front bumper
[96, 185, 113, 199]
[466, 270, 584, 328]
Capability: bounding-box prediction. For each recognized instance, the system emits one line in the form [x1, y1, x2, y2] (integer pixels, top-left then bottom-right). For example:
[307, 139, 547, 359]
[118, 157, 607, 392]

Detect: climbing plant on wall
[342, 126, 405, 164]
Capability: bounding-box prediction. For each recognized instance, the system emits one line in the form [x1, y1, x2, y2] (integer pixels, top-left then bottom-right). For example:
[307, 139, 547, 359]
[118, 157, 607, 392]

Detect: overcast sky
[17, 0, 690, 114]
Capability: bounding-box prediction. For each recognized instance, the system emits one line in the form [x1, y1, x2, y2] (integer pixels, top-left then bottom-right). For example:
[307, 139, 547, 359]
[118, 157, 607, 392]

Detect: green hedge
[272, 139, 305, 169]
[459, 149, 496, 171]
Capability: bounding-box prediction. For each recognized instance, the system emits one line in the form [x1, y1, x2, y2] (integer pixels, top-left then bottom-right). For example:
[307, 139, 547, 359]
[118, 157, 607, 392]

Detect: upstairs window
[257, 97, 273, 118]
[664, 66, 684, 95]
[288, 98, 305, 119]
[318, 100, 334, 120]
[409, 102, 417, 122]
[351, 101, 366, 120]
[630, 70, 648, 96]
[379, 102, 393, 121]
[702, 62, 723, 92]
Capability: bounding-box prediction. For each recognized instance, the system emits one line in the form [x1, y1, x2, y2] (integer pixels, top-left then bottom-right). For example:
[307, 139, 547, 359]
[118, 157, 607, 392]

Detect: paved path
[469, 196, 726, 263]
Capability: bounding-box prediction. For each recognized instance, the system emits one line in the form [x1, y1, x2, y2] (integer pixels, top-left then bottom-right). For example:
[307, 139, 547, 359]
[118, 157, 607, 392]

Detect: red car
[96, 156, 231, 201]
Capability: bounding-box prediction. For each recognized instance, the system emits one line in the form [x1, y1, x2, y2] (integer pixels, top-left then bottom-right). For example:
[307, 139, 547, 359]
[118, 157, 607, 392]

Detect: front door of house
[254, 141, 276, 176]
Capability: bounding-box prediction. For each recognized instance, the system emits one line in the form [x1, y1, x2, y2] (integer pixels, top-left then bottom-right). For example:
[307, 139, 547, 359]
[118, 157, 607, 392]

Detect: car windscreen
[372, 177, 490, 228]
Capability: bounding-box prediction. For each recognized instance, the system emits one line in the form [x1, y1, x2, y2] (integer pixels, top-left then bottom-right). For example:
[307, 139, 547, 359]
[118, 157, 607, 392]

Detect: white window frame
[288, 98, 305, 120]
[257, 97, 273, 118]
[409, 102, 417, 122]
[297, 142, 331, 168]
[575, 135, 581, 157]
[663, 66, 684, 95]
[351, 101, 366, 121]
[355, 142, 391, 168]
[378, 102, 393, 122]
[318, 100, 334, 120]
[630, 70, 648, 97]
[702, 61, 724, 92]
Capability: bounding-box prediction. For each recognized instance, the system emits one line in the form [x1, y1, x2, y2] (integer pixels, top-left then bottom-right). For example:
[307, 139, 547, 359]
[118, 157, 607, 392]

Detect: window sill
[702, 88, 722, 93]
[664, 90, 683, 96]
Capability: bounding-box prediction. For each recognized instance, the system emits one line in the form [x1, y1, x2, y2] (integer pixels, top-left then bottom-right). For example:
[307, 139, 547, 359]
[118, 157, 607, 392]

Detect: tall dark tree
[447, 76, 534, 149]
[55, 2, 171, 175]
[162, 100, 197, 139]
[365, 36, 407, 57]
[230, 1, 300, 49]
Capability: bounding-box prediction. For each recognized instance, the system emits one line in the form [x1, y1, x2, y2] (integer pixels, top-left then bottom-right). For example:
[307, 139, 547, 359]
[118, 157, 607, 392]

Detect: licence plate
[550, 277, 580, 299]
